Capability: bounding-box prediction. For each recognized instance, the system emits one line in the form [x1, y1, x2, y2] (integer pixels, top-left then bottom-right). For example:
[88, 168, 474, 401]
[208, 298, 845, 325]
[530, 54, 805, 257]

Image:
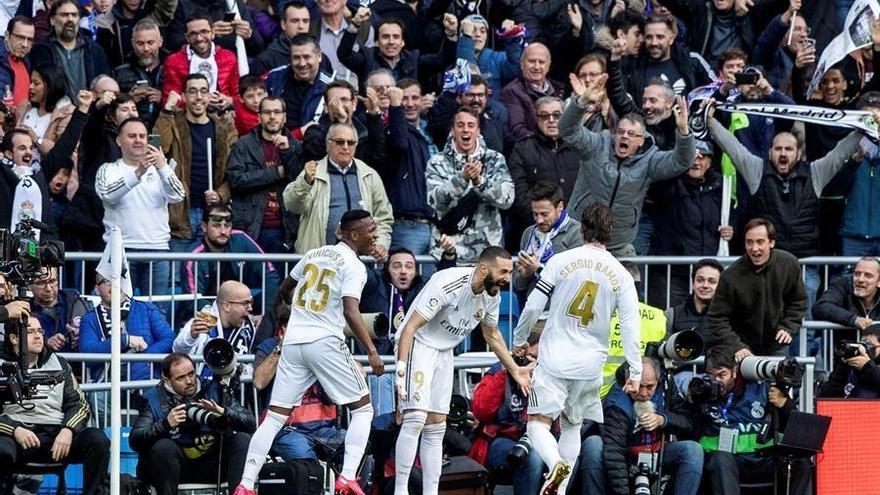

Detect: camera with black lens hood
[687, 375, 724, 405]
[506, 436, 532, 468]
[836, 339, 877, 360]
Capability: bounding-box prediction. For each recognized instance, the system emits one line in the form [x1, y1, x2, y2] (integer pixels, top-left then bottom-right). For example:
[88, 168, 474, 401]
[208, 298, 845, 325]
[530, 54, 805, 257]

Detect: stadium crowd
[1, 0, 880, 493]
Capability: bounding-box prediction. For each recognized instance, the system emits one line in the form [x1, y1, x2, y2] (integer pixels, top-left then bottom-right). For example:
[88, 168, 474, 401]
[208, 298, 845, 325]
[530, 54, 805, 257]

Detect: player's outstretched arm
[481, 323, 532, 395]
[617, 283, 643, 392]
[512, 288, 549, 348]
[342, 296, 385, 376]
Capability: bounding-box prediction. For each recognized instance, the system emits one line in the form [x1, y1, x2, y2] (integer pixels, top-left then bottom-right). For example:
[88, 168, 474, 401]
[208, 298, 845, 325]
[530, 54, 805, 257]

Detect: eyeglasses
[207, 215, 232, 225]
[185, 88, 210, 96]
[227, 299, 253, 307]
[186, 29, 212, 39]
[578, 71, 603, 79]
[26, 328, 43, 336]
[329, 138, 357, 147]
[537, 112, 562, 121]
[615, 129, 644, 138]
[33, 278, 58, 288]
[462, 92, 486, 99]
[9, 32, 34, 44]
[260, 109, 285, 115]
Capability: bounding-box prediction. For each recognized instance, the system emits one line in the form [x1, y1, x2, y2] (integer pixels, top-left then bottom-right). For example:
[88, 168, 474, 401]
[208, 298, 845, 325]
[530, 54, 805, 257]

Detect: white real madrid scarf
[188, 43, 220, 92]
[6, 159, 43, 239]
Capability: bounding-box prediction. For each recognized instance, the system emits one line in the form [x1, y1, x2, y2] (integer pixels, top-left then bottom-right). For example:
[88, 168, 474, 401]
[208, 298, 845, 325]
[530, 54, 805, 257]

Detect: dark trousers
[704, 451, 811, 495]
[138, 432, 251, 495]
[0, 425, 110, 495]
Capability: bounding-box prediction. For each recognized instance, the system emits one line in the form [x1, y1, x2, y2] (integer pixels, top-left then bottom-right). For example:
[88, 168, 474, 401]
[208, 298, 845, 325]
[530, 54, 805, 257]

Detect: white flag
[96, 241, 133, 297]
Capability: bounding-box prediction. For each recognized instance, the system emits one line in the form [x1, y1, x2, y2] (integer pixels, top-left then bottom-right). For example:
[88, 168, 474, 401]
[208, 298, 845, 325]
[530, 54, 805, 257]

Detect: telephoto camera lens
[506, 436, 532, 468]
[185, 405, 227, 429]
[633, 464, 651, 495]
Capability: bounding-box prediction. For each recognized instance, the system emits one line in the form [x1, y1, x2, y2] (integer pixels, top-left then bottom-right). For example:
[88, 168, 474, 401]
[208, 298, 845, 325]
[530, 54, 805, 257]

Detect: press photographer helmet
[203, 338, 238, 376]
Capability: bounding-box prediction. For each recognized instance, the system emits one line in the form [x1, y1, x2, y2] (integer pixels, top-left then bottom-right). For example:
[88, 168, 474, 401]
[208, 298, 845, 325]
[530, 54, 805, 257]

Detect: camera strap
[718, 393, 734, 424]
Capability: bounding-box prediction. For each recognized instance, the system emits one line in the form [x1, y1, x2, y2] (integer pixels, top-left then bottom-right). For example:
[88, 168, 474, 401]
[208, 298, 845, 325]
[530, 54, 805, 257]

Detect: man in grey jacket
[561, 75, 695, 257]
[512, 181, 582, 300]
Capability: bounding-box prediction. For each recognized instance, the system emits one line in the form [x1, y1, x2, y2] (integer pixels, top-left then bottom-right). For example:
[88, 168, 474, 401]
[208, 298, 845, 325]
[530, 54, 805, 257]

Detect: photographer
[0, 316, 110, 495]
[467, 333, 543, 495]
[579, 357, 703, 495]
[690, 348, 810, 495]
[818, 325, 880, 399]
[130, 352, 255, 495]
[813, 257, 880, 331]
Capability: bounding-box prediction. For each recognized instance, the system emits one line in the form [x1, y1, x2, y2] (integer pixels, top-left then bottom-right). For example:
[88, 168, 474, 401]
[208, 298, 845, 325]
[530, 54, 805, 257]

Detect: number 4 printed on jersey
[566, 280, 599, 326]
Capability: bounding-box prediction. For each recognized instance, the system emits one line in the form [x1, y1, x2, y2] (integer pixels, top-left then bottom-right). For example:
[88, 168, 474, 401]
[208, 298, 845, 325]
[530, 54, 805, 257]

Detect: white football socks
[341, 403, 374, 479]
[239, 410, 287, 489]
[419, 422, 446, 495]
[394, 410, 428, 495]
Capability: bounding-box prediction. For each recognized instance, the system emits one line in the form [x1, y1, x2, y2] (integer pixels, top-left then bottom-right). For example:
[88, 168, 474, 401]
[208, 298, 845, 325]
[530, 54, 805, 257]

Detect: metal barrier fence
[60, 252, 863, 356]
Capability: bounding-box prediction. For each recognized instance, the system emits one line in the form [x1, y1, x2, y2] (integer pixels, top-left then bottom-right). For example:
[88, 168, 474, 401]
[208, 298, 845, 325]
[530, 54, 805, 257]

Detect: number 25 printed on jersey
[294, 263, 336, 312]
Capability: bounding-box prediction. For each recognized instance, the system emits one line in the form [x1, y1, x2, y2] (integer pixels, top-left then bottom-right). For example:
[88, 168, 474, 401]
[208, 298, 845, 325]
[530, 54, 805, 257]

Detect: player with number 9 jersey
[283, 242, 367, 345]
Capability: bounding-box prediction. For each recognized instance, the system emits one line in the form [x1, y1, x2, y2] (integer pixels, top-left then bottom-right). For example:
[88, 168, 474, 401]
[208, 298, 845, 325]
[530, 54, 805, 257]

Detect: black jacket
[619, 43, 712, 108]
[601, 375, 694, 495]
[113, 51, 167, 129]
[129, 378, 256, 456]
[749, 162, 821, 258]
[30, 35, 111, 99]
[666, 296, 712, 344]
[651, 169, 723, 256]
[507, 132, 580, 227]
[381, 106, 435, 219]
[0, 109, 88, 238]
[251, 33, 292, 76]
[818, 356, 880, 399]
[606, 58, 679, 151]
[813, 276, 880, 327]
[708, 249, 806, 355]
[302, 112, 387, 166]
[226, 126, 303, 246]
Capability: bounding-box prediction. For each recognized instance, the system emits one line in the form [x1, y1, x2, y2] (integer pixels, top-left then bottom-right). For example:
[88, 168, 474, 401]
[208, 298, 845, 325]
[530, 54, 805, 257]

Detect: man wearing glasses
[284, 122, 394, 260]
[227, 96, 301, 253]
[180, 204, 282, 315]
[28, 268, 90, 353]
[174, 280, 259, 374]
[161, 15, 239, 110]
[507, 96, 580, 239]
[156, 73, 236, 252]
[0, 16, 35, 108]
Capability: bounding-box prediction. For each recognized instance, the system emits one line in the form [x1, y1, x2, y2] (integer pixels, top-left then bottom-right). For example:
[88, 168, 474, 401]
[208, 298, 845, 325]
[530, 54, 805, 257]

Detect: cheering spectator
[0, 16, 35, 108]
[1, 90, 90, 238]
[95, 117, 186, 298]
[0, 316, 110, 495]
[507, 96, 580, 233]
[251, 1, 311, 75]
[162, 15, 239, 111]
[363, 68, 396, 119]
[30, 0, 111, 100]
[381, 81, 437, 255]
[456, 15, 521, 97]
[665, 258, 724, 342]
[302, 79, 386, 165]
[80, 273, 174, 381]
[428, 74, 513, 155]
[266, 34, 333, 138]
[174, 280, 259, 361]
[156, 75, 235, 251]
[114, 18, 167, 128]
[28, 268, 90, 353]
[813, 257, 880, 330]
[338, 16, 456, 90]
[130, 353, 255, 494]
[561, 76, 694, 258]
[839, 92, 880, 256]
[93, 0, 175, 68]
[180, 205, 282, 314]
[708, 218, 806, 358]
[164, 0, 263, 57]
[751, 0, 807, 94]
[227, 95, 302, 252]
[499, 42, 565, 139]
[426, 107, 514, 263]
[571, 53, 616, 132]
[284, 122, 394, 257]
[310, 0, 374, 85]
[511, 182, 582, 300]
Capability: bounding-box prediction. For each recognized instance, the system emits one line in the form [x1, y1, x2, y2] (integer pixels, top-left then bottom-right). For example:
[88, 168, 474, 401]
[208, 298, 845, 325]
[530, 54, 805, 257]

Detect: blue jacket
[79, 298, 175, 382]
[30, 289, 91, 352]
[0, 37, 30, 96]
[266, 66, 332, 130]
[456, 35, 521, 98]
[381, 106, 435, 218]
[694, 376, 777, 454]
[840, 157, 880, 239]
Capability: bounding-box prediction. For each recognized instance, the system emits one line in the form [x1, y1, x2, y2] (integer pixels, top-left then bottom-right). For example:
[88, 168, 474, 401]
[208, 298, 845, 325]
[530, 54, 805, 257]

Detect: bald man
[707, 113, 864, 318]
[499, 42, 565, 139]
[174, 280, 258, 372]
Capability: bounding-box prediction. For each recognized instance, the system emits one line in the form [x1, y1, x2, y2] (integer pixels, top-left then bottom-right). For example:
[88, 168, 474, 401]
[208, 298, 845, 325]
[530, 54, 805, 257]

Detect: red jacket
[162, 44, 240, 103]
[467, 367, 524, 466]
[233, 97, 259, 136]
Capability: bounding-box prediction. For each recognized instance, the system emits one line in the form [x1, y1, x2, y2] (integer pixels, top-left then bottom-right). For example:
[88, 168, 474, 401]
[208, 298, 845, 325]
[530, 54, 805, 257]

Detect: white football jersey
[533, 245, 641, 380]
[397, 267, 500, 351]
[284, 243, 367, 345]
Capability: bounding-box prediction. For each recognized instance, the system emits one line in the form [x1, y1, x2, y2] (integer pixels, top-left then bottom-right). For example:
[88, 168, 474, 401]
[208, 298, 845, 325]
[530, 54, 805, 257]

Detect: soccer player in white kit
[394, 246, 532, 495]
[234, 210, 385, 495]
[513, 203, 643, 495]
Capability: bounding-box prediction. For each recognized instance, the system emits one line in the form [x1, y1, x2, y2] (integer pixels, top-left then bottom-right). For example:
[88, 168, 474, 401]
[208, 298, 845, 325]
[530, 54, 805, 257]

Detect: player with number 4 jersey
[513, 203, 643, 495]
[234, 210, 385, 495]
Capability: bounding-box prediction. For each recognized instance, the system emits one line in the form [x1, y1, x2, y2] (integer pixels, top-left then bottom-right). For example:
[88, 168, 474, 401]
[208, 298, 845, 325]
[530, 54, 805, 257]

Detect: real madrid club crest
[750, 400, 764, 419]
